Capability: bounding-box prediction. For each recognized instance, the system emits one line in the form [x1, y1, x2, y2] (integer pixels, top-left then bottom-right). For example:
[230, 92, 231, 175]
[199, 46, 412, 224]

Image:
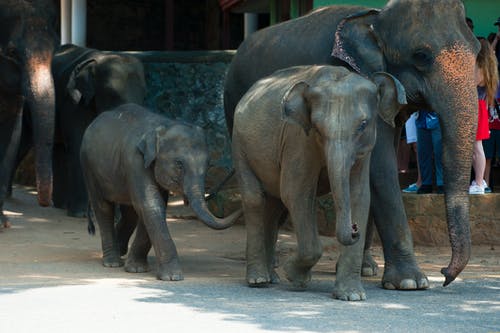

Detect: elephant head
[332, 0, 480, 285]
[66, 54, 147, 112]
[137, 124, 241, 230]
[0, 0, 59, 206]
[281, 67, 406, 246]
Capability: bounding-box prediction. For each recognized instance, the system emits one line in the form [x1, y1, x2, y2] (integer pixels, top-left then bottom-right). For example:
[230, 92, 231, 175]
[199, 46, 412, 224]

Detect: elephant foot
[332, 279, 366, 301]
[125, 257, 150, 273]
[1, 213, 11, 229]
[67, 208, 87, 218]
[102, 249, 123, 267]
[382, 260, 429, 290]
[361, 250, 379, 277]
[283, 259, 312, 290]
[102, 256, 124, 268]
[247, 263, 272, 287]
[157, 259, 184, 281]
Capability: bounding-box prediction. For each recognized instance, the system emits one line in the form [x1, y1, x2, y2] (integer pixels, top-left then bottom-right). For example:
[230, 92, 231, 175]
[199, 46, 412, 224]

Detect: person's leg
[416, 127, 433, 193]
[412, 143, 422, 187]
[483, 134, 494, 189]
[397, 137, 410, 173]
[431, 125, 444, 187]
[471, 140, 486, 194]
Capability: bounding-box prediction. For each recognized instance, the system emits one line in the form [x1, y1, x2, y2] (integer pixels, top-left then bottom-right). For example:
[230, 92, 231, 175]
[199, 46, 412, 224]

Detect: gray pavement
[0, 187, 499, 333]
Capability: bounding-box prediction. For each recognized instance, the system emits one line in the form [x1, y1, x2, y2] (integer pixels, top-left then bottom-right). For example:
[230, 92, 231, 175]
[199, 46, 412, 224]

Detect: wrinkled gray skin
[51, 44, 146, 218]
[225, 0, 480, 288]
[81, 104, 241, 281]
[233, 65, 406, 300]
[0, 0, 58, 228]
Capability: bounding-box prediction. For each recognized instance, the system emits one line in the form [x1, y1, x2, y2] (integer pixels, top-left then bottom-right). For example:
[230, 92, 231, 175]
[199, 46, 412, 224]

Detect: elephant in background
[232, 65, 406, 300]
[224, 0, 480, 288]
[0, 0, 58, 228]
[51, 44, 147, 217]
[81, 104, 241, 280]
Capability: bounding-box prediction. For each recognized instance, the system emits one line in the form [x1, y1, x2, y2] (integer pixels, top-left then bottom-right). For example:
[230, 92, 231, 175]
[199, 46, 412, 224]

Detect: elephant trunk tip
[440, 267, 458, 287]
[338, 224, 361, 246]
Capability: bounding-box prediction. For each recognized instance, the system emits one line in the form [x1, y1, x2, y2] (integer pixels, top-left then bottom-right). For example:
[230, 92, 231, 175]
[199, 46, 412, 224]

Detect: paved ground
[1, 186, 499, 333]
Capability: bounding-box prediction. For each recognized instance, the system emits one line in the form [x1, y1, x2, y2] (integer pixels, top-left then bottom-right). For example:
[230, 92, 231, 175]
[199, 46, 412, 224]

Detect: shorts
[483, 129, 500, 159]
[477, 99, 490, 140]
[405, 113, 417, 144]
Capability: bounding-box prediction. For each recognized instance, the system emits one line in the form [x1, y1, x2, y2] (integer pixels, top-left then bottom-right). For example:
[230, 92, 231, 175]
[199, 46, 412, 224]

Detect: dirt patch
[1, 186, 499, 288]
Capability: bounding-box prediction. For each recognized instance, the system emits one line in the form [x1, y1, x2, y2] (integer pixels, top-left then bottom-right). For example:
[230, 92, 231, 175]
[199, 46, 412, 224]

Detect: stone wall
[404, 193, 500, 246]
[314, 193, 500, 246]
[131, 51, 236, 190]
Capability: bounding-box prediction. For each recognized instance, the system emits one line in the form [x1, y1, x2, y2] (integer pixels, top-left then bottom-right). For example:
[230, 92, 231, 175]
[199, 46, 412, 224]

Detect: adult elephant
[224, 0, 480, 288]
[50, 44, 147, 217]
[0, 0, 58, 228]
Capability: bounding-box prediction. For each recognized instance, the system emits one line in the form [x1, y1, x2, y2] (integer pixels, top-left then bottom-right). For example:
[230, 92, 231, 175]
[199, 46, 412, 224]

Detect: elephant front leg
[125, 218, 152, 274]
[333, 158, 370, 301]
[370, 122, 429, 290]
[281, 183, 322, 290]
[135, 191, 182, 281]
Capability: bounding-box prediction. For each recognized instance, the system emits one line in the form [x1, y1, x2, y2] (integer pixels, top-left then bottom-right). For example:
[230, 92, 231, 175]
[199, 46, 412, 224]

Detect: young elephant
[81, 103, 241, 281]
[232, 65, 406, 300]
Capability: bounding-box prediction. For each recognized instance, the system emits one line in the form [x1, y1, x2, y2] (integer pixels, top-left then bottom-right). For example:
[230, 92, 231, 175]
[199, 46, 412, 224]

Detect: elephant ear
[281, 81, 312, 135]
[331, 9, 385, 76]
[66, 58, 96, 106]
[137, 126, 165, 168]
[372, 72, 407, 128]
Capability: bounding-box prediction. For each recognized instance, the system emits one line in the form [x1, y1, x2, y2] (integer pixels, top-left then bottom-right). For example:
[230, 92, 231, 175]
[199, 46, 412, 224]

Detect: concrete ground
[1, 186, 499, 333]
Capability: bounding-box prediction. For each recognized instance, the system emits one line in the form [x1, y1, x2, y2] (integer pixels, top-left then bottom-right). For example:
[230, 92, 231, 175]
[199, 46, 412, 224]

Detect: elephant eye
[357, 119, 368, 132]
[412, 49, 434, 71]
[175, 160, 183, 170]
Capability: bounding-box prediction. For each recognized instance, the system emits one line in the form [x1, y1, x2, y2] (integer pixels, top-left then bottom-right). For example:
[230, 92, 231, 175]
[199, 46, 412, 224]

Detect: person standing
[470, 38, 499, 194]
[415, 110, 443, 194]
[402, 112, 422, 193]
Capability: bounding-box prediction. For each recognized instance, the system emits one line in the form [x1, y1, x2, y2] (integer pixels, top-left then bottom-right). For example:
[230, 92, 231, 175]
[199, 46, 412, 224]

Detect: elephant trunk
[327, 142, 360, 246]
[432, 44, 478, 286]
[438, 107, 474, 286]
[24, 54, 56, 207]
[184, 175, 241, 230]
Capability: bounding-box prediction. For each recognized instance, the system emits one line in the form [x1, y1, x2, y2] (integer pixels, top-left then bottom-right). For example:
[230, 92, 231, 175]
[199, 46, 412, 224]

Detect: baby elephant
[81, 103, 241, 281]
[232, 65, 406, 300]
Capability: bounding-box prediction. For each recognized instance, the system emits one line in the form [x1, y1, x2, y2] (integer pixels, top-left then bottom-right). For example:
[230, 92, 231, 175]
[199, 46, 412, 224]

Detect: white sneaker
[469, 183, 485, 194]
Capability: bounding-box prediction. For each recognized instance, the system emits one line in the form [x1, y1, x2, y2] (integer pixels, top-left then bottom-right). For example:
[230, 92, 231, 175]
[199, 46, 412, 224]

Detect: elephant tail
[87, 204, 96, 235]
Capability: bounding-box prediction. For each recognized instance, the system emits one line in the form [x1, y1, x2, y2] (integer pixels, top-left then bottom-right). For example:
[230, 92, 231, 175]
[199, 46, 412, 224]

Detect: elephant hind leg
[236, 158, 273, 286]
[263, 196, 287, 284]
[0, 112, 23, 228]
[361, 215, 378, 277]
[117, 204, 138, 256]
[124, 208, 151, 274]
[83, 164, 122, 267]
[92, 199, 122, 267]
